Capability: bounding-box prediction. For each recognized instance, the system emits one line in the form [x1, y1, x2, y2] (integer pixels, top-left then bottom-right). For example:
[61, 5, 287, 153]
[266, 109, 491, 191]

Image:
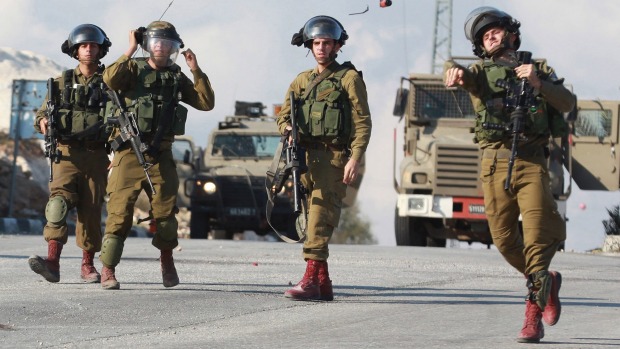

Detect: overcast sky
[2, 0, 618, 250]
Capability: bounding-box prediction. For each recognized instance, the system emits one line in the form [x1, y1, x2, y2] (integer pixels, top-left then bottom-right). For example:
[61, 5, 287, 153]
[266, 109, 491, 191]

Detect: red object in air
[380, 0, 392, 7]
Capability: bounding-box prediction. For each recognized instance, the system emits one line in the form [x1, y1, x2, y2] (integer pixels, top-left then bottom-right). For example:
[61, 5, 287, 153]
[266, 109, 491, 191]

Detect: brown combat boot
[517, 298, 544, 343]
[161, 249, 179, 288]
[101, 266, 120, 290]
[317, 261, 333, 301]
[28, 240, 63, 283]
[80, 250, 101, 283]
[542, 271, 562, 326]
[284, 260, 321, 301]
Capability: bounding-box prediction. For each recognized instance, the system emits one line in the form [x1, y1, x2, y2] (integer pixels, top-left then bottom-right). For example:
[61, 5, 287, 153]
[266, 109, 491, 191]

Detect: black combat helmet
[291, 15, 348, 48]
[61, 24, 111, 60]
[463, 7, 520, 58]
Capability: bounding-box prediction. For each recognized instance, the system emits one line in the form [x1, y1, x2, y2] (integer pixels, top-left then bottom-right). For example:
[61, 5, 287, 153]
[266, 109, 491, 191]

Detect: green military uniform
[34, 67, 110, 252]
[277, 61, 372, 261]
[101, 54, 214, 264]
[444, 59, 574, 276]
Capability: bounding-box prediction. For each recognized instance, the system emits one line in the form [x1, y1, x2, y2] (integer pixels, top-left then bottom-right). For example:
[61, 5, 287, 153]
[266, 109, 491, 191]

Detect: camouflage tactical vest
[297, 62, 356, 145]
[125, 58, 188, 137]
[473, 61, 568, 143]
[56, 69, 109, 141]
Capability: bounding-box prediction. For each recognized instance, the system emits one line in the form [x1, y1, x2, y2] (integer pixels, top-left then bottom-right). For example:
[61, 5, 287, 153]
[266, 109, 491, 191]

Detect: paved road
[1, 235, 618, 348]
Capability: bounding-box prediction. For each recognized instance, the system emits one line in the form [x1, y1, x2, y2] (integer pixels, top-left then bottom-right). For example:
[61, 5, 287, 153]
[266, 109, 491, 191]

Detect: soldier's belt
[300, 142, 346, 152]
[482, 147, 545, 159]
[58, 139, 106, 150]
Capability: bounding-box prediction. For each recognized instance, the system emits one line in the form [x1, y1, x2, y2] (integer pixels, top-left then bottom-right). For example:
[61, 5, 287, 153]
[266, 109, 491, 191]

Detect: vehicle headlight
[202, 181, 217, 195]
[408, 197, 426, 211]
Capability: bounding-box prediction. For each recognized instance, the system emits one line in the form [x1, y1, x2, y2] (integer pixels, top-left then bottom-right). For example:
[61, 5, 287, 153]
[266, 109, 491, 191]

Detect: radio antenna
[159, 0, 175, 21]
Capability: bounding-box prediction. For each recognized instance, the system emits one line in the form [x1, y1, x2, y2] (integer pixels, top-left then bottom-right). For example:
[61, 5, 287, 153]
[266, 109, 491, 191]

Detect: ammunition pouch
[56, 69, 108, 141]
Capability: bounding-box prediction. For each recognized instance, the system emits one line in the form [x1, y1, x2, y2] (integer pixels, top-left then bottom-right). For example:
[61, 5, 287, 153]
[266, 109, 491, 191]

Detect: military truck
[391, 69, 619, 248]
[183, 102, 297, 239]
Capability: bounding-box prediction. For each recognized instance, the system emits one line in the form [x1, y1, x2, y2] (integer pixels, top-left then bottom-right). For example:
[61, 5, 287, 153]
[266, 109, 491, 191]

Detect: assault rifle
[44, 78, 62, 182]
[265, 91, 308, 242]
[106, 89, 156, 194]
[484, 51, 536, 190]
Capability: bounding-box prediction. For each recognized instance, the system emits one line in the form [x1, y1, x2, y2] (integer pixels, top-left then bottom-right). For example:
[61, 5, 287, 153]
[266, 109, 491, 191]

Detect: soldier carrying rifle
[444, 7, 575, 343]
[29, 24, 112, 285]
[99, 21, 214, 290]
[276, 16, 372, 301]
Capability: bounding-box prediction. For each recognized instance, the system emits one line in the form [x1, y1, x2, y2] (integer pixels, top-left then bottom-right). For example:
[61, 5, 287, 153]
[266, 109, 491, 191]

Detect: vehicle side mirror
[183, 149, 191, 164]
[393, 87, 409, 117]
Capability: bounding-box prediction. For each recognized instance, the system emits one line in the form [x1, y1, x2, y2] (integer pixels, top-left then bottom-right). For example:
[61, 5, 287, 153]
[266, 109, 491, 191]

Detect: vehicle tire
[190, 214, 209, 239]
[394, 208, 426, 246]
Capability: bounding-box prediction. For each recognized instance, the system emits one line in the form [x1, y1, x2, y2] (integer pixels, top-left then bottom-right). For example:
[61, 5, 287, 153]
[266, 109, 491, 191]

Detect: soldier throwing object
[444, 7, 575, 343]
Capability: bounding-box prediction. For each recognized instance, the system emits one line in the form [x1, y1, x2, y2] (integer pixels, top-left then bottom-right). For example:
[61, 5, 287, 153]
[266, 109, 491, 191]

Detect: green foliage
[331, 203, 376, 245]
[602, 204, 620, 236]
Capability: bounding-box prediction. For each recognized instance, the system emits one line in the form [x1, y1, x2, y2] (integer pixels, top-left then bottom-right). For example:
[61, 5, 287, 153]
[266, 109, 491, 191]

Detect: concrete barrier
[0, 217, 45, 235]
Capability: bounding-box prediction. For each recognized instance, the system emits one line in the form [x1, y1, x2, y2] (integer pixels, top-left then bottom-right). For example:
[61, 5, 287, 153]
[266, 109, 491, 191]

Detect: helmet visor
[144, 37, 181, 67]
[70, 25, 106, 46]
[303, 17, 342, 42]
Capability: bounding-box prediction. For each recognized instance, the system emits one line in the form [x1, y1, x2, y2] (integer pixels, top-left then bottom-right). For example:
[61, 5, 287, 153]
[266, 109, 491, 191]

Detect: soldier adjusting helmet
[140, 21, 184, 67]
[61, 24, 111, 60]
[464, 7, 520, 58]
[291, 15, 348, 48]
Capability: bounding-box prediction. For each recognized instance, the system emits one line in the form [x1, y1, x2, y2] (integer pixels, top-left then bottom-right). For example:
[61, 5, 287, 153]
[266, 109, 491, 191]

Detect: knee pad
[45, 196, 68, 226]
[156, 217, 178, 241]
[99, 234, 124, 267]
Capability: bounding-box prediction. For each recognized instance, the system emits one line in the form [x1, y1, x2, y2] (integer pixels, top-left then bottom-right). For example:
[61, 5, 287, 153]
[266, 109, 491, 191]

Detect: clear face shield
[303, 19, 342, 42]
[144, 37, 181, 67]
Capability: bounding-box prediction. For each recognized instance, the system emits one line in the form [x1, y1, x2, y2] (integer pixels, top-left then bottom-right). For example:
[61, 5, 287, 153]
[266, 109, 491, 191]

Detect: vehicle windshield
[414, 84, 476, 119]
[211, 134, 281, 157]
[574, 108, 612, 138]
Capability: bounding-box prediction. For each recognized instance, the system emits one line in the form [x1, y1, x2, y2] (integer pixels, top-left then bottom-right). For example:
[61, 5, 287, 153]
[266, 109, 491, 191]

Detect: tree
[331, 202, 377, 245]
[602, 204, 620, 235]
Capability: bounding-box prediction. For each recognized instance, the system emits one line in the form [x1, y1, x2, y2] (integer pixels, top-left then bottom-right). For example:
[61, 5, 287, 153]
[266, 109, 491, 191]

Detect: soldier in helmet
[99, 21, 214, 290]
[444, 7, 575, 343]
[276, 16, 372, 301]
[29, 24, 112, 284]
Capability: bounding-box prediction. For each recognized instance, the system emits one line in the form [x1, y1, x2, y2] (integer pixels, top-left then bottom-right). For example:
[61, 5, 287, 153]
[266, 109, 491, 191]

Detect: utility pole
[431, 0, 453, 74]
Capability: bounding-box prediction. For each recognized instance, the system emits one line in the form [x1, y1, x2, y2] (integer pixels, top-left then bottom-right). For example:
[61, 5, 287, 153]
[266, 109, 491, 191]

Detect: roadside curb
[0, 217, 45, 235]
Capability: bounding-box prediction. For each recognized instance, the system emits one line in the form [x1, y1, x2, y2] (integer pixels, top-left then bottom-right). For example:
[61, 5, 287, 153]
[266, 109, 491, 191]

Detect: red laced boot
[161, 249, 179, 288]
[81, 250, 101, 283]
[317, 261, 333, 301]
[28, 240, 63, 283]
[542, 271, 562, 326]
[517, 298, 544, 343]
[101, 266, 120, 290]
[284, 260, 320, 300]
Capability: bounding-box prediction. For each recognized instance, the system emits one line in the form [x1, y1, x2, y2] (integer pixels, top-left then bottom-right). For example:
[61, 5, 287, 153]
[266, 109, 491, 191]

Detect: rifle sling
[264, 136, 307, 243]
[301, 65, 335, 100]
